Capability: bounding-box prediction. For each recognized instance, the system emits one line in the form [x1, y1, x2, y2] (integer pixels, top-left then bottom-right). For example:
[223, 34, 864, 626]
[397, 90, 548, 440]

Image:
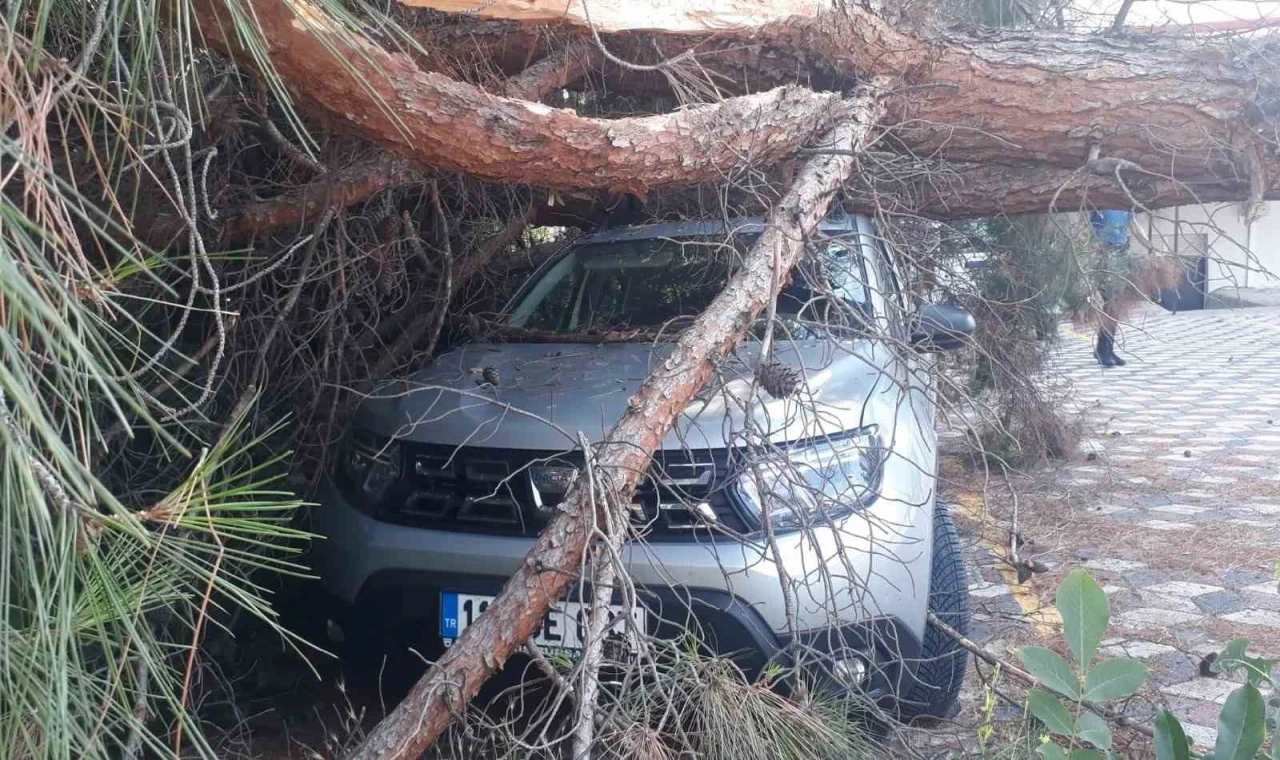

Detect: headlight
[338, 433, 402, 503]
[733, 426, 885, 530]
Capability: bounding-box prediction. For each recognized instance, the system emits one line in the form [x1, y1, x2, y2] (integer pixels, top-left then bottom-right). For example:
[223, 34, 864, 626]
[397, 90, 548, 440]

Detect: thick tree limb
[396, 0, 820, 33]
[393, 3, 1280, 203]
[503, 39, 603, 102]
[189, 0, 851, 195]
[854, 157, 1280, 218]
[346, 95, 885, 760]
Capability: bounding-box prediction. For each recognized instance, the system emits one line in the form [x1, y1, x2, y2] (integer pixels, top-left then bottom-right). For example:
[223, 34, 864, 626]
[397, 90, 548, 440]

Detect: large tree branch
[346, 94, 885, 760]
[853, 155, 1280, 218]
[502, 39, 603, 102]
[185, 1, 1279, 219]
[189, 0, 852, 195]
[396, 0, 820, 32]
[396, 1, 1280, 200]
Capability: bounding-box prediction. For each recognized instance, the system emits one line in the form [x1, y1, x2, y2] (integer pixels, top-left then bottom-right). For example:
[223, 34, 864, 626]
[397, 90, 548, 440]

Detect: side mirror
[911, 303, 975, 352]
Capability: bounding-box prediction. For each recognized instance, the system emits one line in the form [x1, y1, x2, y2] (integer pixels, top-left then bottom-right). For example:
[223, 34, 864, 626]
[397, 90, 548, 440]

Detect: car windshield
[507, 233, 872, 335]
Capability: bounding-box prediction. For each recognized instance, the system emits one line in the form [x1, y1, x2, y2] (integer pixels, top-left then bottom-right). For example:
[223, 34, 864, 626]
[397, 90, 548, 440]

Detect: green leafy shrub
[1022, 569, 1279, 760]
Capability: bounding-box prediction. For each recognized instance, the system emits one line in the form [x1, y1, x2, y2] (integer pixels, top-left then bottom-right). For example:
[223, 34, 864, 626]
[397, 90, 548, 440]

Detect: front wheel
[897, 500, 971, 722]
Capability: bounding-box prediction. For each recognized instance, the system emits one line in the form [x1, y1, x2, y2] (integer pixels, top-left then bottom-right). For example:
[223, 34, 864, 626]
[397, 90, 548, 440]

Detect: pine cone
[481, 366, 500, 386]
[375, 212, 403, 243]
[757, 362, 801, 399]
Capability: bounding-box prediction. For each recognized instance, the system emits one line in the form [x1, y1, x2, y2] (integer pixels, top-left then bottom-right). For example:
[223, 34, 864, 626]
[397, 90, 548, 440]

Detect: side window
[873, 239, 905, 311]
[823, 242, 871, 308]
[862, 228, 908, 340]
[877, 245, 908, 340]
[783, 239, 875, 333]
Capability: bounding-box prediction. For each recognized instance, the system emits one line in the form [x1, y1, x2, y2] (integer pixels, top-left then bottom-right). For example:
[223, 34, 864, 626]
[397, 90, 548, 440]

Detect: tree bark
[194, 0, 1278, 215]
[346, 95, 884, 760]
[503, 40, 603, 102]
[398, 0, 1277, 178]
[853, 156, 1280, 218]
[396, 0, 820, 33]
[189, 0, 851, 196]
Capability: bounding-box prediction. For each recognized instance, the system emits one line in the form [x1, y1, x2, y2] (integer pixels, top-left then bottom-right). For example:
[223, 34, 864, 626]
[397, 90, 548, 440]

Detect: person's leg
[1105, 242, 1130, 365]
[1095, 287, 1126, 365]
[1095, 326, 1117, 367]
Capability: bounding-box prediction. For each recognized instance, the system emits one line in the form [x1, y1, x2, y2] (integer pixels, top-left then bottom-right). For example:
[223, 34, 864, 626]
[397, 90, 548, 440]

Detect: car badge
[528, 466, 578, 510]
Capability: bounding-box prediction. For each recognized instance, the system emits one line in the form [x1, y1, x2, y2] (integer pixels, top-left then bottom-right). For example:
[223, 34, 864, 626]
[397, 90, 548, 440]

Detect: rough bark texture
[193, 0, 1277, 215]
[396, 0, 820, 33]
[346, 97, 884, 760]
[856, 157, 1280, 218]
[398, 2, 1278, 186]
[502, 39, 603, 102]
[190, 0, 850, 196]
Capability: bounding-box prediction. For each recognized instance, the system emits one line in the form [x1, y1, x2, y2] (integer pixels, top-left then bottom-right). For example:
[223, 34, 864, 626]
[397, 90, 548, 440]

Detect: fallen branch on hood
[344, 92, 886, 760]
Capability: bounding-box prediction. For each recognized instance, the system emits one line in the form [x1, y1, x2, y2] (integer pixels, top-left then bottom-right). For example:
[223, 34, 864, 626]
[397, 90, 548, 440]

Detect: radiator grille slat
[369, 444, 744, 537]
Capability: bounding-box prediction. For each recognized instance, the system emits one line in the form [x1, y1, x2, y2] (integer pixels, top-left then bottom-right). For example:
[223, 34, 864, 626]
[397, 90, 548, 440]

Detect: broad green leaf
[1083, 658, 1148, 702]
[1076, 711, 1113, 750]
[1027, 689, 1075, 736]
[1020, 646, 1081, 699]
[1056, 569, 1109, 670]
[1067, 751, 1106, 760]
[1213, 638, 1277, 687]
[1273, 701, 1280, 760]
[1037, 741, 1069, 760]
[1216, 639, 1252, 673]
[1213, 684, 1266, 760]
[1153, 710, 1191, 760]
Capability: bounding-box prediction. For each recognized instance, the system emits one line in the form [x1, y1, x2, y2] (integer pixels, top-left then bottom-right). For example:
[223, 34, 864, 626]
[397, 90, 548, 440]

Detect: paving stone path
[956, 304, 1280, 750]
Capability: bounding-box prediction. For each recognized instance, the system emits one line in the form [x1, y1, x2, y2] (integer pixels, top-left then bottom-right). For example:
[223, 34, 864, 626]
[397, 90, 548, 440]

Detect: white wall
[1138, 202, 1280, 293]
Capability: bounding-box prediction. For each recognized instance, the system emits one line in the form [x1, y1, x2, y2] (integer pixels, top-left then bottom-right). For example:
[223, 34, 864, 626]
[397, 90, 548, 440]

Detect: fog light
[832, 656, 868, 687]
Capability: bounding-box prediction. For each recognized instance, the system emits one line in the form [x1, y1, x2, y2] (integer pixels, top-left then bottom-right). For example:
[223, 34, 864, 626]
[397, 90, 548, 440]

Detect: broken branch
[927, 612, 1154, 738]
[503, 39, 604, 101]
[346, 94, 885, 760]
[190, 0, 851, 195]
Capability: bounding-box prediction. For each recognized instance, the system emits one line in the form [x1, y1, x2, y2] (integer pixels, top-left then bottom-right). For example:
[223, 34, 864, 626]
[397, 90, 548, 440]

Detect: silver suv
[310, 215, 975, 719]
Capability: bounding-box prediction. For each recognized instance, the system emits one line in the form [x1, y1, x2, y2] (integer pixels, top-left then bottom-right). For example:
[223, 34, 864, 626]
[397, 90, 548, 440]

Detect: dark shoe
[1109, 351, 1127, 367]
[1095, 333, 1117, 368]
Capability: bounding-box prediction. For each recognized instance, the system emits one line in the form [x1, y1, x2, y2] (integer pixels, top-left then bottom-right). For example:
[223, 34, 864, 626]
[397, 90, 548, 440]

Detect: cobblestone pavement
[952, 304, 1280, 751]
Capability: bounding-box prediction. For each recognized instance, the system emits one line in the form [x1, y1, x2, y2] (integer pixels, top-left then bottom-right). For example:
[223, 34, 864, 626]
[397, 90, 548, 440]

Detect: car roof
[569, 215, 866, 247]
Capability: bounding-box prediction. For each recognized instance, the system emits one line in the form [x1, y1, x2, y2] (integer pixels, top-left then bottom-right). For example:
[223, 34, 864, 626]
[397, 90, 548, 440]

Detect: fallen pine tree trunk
[398, 0, 819, 33]
[189, 0, 851, 196]
[346, 94, 885, 760]
[396, 0, 1280, 183]
[190, 0, 1280, 215]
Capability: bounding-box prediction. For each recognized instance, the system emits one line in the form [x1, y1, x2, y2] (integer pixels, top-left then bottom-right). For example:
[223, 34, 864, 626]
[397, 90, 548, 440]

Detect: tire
[898, 500, 971, 722]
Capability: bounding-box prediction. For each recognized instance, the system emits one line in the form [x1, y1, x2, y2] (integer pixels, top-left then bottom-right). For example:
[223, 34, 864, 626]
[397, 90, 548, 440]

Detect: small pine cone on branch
[375, 212, 403, 244]
[756, 362, 801, 399]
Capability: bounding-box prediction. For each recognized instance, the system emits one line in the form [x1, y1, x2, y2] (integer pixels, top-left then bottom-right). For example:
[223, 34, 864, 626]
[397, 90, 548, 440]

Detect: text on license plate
[440, 592, 645, 651]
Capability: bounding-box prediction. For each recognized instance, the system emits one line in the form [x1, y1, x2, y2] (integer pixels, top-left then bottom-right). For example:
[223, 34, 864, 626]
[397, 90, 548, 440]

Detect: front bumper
[307, 476, 931, 698]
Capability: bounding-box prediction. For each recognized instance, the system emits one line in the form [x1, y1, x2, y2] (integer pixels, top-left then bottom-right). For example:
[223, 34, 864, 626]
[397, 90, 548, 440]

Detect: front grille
[343, 442, 748, 537]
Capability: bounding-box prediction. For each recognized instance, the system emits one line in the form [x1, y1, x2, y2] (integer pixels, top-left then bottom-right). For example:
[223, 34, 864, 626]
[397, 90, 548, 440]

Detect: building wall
[1138, 202, 1280, 293]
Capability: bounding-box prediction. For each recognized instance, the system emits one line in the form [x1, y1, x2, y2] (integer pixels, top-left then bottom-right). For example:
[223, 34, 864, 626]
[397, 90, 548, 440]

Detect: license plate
[440, 592, 645, 652]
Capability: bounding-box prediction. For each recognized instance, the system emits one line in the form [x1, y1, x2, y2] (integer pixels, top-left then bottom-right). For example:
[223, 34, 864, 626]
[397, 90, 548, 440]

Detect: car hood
[359, 340, 895, 451]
